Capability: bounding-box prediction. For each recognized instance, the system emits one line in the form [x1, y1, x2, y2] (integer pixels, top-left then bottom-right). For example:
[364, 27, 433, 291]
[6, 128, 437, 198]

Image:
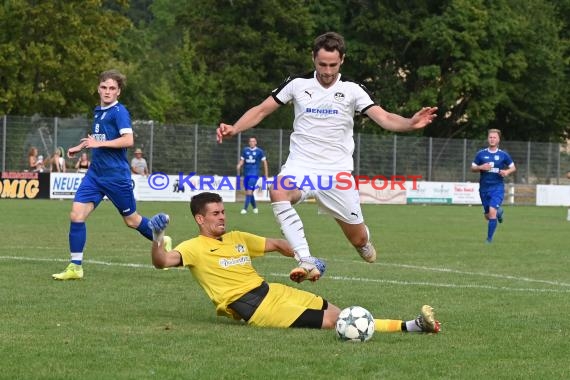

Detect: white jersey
[271, 71, 376, 173]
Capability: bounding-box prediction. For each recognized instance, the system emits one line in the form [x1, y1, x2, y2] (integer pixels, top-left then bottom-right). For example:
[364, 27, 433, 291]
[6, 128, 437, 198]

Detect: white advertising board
[49, 173, 237, 202]
[536, 185, 570, 206]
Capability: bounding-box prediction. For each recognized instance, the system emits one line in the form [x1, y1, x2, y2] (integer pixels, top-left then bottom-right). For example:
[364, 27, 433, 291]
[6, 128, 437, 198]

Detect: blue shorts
[243, 175, 259, 191]
[479, 187, 504, 214]
[74, 174, 137, 216]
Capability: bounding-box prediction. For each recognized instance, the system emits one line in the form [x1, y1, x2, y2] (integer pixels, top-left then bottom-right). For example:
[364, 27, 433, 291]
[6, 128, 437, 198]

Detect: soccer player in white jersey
[217, 32, 437, 283]
[52, 70, 161, 280]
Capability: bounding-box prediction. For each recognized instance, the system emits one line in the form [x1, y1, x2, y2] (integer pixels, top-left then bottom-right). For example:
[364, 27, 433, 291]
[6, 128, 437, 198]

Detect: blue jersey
[472, 148, 514, 191]
[240, 147, 266, 177]
[87, 101, 132, 180]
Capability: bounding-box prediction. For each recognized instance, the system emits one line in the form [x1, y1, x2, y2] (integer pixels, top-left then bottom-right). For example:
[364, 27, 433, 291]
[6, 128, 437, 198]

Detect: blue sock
[243, 195, 251, 210]
[69, 222, 86, 264]
[137, 216, 153, 240]
[487, 219, 498, 241]
[251, 196, 257, 209]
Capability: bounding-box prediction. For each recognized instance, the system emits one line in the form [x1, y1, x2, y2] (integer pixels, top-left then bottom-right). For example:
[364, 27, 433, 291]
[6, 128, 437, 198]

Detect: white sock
[70, 252, 83, 262]
[293, 188, 315, 205]
[405, 320, 422, 332]
[272, 201, 311, 260]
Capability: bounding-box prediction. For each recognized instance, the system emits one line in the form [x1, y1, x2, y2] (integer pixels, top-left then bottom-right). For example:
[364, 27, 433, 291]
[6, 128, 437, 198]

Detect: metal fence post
[527, 141, 531, 184]
[54, 117, 58, 152]
[236, 132, 242, 175]
[2, 115, 6, 172]
[462, 138, 467, 182]
[149, 120, 154, 172]
[556, 144, 561, 185]
[508, 183, 515, 204]
[428, 137, 433, 181]
[194, 123, 198, 174]
[392, 135, 397, 176]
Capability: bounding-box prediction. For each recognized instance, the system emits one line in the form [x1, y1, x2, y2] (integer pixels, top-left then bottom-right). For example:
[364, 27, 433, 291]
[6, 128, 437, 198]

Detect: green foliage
[343, 0, 569, 141]
[172, 0, 315, 126]
[488, 0, 568, 141]
[0, 0, 131, 116]
[132, 30, 222, 124]
[1, 0, 569, 141]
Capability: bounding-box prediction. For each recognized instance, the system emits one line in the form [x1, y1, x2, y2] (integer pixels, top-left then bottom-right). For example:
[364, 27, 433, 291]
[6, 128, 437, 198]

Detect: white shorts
[277, 163, 364, 225]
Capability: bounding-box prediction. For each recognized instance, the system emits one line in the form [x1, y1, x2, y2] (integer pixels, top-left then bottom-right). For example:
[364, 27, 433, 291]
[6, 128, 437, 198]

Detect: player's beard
[318, 73, 337, 87]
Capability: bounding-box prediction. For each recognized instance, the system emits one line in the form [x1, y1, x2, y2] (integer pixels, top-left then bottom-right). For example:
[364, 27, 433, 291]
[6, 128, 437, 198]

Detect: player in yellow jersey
[148, 192, 440, 332]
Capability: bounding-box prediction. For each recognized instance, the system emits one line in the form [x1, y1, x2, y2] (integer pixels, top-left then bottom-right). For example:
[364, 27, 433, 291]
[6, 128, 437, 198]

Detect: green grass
[1, 199, 569, 379]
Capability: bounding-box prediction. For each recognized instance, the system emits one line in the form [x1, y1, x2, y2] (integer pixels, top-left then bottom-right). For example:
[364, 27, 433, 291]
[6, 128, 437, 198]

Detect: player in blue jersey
[471, 129, 516, 243]
[236, 136, 269, 214]
[218, 32, 437, 283]
[52, 70, 162, 280]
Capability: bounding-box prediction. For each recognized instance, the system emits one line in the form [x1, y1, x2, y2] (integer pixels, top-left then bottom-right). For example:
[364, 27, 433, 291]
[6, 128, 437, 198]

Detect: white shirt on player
[271, 71, 375, 173]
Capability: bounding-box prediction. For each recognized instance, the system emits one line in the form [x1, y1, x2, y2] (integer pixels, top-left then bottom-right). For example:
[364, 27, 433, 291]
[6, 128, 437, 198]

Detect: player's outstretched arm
[264, 238, 294, 258]
[366, 105, 437, 133]
[217, 96, 280, 143]
[67, 143, 85, 158]
[149, 213, 182, 268]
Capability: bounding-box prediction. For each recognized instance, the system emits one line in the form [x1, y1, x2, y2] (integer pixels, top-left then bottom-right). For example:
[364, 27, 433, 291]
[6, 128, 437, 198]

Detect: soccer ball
[335, 306, 375, 342]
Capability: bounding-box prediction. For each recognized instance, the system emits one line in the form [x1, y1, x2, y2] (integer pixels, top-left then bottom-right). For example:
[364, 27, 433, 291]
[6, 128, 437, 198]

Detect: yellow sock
[374, 319, 403, 333]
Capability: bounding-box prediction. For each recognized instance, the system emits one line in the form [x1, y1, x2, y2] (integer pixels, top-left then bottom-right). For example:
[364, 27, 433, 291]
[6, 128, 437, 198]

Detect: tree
[173, 0, 316, 127]
[343, 0, 569, 141]
[0, 0, 131, 116]
[133, 30, 222, 124]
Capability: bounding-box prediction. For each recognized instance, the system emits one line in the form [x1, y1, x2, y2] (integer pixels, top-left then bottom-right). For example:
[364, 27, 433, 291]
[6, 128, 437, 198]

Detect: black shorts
[228, 282, 269, 321]
[290, 300, 328, 329]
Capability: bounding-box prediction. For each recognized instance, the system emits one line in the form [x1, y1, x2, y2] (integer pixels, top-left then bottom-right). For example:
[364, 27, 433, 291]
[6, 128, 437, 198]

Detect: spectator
[75, 152, 91, 173]
[130, 148, 149, 176]
[49, 146, 66, 172]
[27, 146, 45, 172]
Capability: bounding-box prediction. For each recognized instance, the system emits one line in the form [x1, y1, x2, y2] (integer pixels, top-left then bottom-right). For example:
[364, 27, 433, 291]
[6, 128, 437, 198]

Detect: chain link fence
[2, 115, 570, 186]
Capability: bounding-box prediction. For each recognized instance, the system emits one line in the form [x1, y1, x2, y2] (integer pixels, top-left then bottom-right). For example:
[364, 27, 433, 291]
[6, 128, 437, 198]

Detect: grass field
[1, 199, 569, 379]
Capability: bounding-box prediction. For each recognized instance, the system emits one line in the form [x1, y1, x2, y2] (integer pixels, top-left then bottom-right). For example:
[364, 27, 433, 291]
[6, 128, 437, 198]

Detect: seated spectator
[131, 148, 149, 176]
[75, 152, 90, 173]
[27, 146, 45, 172]
[49, 146, 66, 172]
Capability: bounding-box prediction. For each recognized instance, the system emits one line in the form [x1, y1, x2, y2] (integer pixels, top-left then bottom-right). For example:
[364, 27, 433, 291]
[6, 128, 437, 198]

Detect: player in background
[471, 129, 516, 243]
[236, 136, 268, 214]
[217, 32, 437, 283]
[147, 192, 440, 333]
[52, 70, 169, 280]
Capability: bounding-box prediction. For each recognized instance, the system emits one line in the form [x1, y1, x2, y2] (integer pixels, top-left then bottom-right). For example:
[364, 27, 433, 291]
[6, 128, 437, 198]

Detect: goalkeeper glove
[148, 213, 170, 242]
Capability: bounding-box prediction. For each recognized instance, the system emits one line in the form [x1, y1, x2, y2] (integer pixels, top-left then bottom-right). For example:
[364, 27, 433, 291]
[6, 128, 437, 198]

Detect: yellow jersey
[175, 231, 266, 319]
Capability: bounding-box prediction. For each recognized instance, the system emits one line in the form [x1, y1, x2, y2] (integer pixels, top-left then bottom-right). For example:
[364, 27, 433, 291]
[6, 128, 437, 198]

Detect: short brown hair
[313, 32, 346, 58]
[99, 69, 126, 89]
[190, 192, 223, 216]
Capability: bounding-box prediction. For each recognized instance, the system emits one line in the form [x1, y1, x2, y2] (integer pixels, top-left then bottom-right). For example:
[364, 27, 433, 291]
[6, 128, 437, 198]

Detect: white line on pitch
[0, 255, 568, 294]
